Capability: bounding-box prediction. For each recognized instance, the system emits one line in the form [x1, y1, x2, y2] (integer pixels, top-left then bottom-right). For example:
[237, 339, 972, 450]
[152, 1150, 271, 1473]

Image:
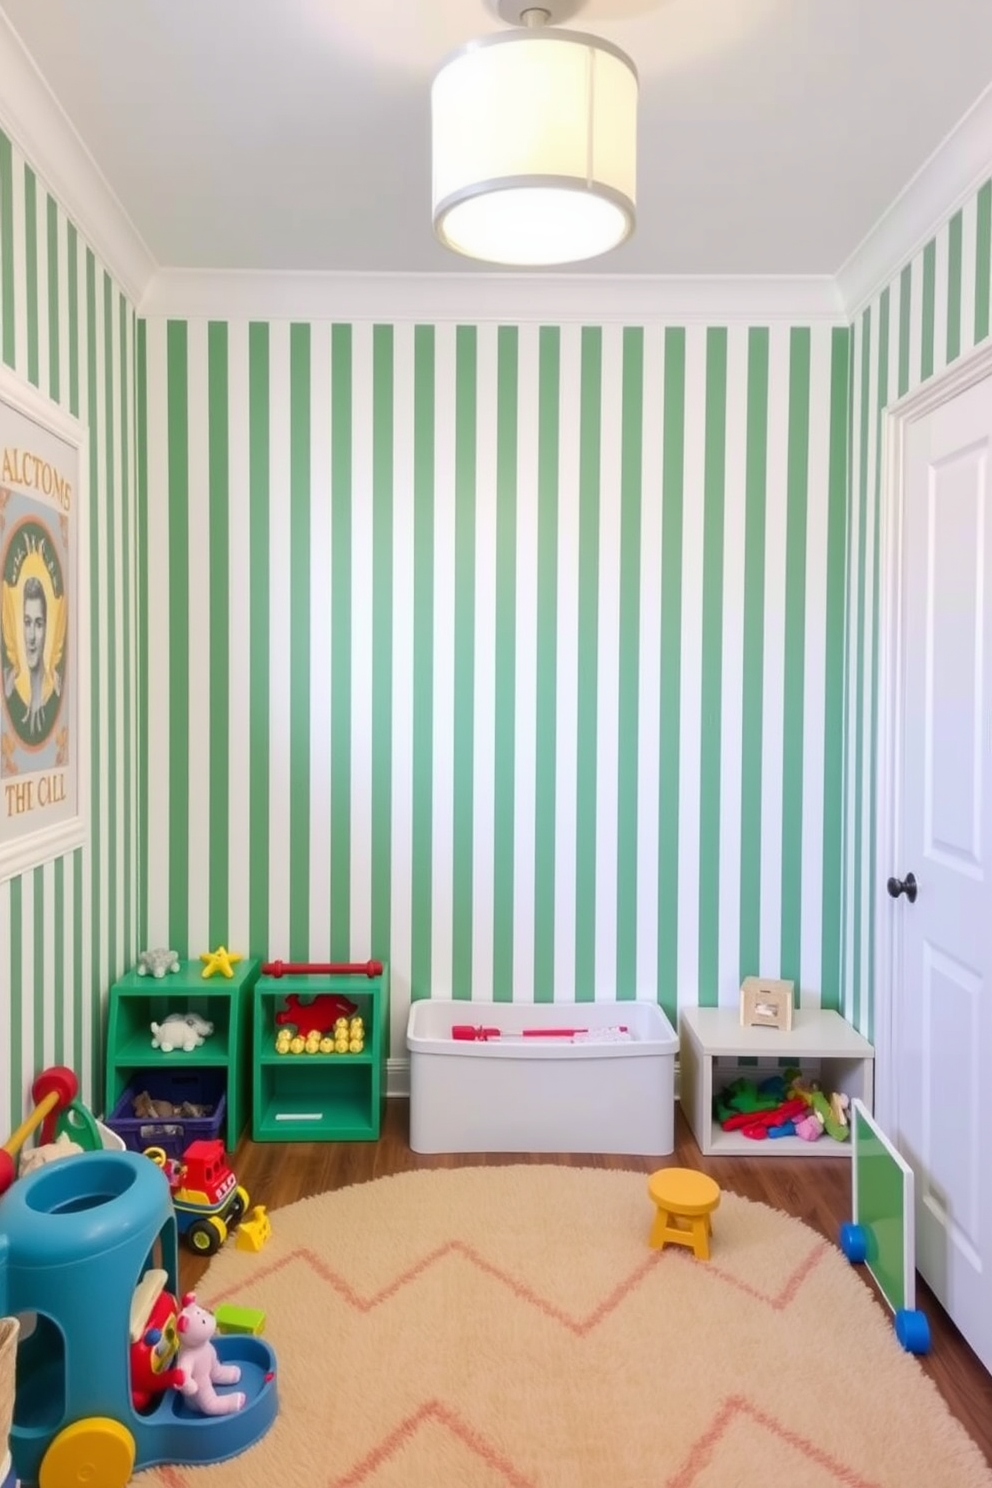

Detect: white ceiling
[3, 0, 992, 279]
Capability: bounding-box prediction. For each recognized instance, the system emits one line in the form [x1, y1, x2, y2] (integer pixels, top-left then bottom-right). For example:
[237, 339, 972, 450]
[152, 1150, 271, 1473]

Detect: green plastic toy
[793, 1081, 850, 1141]
[214, 1303, 266, 1336]
[53, 1099, 104, 1151]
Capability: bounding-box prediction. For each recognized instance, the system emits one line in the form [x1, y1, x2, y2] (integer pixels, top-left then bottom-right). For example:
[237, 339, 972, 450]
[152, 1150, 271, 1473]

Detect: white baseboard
[386, 1057, 411, 1100]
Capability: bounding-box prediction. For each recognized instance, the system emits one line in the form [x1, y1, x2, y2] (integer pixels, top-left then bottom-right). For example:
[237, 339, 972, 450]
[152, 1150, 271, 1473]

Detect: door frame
[874, 334, 992, 1135]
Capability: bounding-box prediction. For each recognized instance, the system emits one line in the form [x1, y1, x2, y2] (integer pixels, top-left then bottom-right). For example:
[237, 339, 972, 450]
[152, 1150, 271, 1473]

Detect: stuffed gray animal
[137, 948, 181, 978]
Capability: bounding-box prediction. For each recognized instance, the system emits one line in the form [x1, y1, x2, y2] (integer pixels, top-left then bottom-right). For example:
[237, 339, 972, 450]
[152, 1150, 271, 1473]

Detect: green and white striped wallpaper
[843, 175, 992, 1042]
[3, 113, 988, 1111]
[142, 318, 850, 1056]
[0, 127, 140, 1129]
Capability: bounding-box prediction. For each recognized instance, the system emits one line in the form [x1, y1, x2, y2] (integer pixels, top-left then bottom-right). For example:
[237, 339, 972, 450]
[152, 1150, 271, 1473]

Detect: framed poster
[0, 363, 88, 882]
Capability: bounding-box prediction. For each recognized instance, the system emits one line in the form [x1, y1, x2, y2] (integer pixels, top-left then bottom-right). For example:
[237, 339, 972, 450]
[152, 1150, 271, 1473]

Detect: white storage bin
[407, 998, 678, 1156]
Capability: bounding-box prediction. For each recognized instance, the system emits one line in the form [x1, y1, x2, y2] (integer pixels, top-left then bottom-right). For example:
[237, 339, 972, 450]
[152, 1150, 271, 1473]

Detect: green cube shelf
[104, 956, 261, 1152]
[251, 967, 389, 1141]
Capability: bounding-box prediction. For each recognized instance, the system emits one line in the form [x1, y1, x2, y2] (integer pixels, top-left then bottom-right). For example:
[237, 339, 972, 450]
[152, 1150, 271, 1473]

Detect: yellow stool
[647, 1168, 721, 1260]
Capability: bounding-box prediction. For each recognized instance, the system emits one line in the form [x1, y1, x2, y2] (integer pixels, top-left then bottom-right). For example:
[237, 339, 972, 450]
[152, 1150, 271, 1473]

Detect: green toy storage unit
[104, 958, 261, 1154]
[251, 966, 389, 1141]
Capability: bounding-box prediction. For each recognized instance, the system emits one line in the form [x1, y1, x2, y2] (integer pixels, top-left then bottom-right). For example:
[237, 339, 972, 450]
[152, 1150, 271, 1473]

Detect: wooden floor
[181, 1100, 992, 1468]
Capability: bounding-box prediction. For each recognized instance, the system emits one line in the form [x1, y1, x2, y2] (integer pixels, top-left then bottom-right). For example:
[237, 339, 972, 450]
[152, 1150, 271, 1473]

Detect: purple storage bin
[105, 1069, 227, 1159]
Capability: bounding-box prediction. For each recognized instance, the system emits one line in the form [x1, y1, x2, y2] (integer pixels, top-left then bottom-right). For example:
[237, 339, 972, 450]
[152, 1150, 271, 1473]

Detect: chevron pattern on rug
[135, 1166, 992, 1488]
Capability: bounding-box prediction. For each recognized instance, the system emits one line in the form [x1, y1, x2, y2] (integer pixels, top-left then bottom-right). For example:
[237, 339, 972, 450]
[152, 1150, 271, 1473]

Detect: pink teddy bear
[176, 1292, 246, 1414]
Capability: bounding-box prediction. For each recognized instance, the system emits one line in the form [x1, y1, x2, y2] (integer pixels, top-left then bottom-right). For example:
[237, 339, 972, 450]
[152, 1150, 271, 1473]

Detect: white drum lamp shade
[431, 29, 638, 267]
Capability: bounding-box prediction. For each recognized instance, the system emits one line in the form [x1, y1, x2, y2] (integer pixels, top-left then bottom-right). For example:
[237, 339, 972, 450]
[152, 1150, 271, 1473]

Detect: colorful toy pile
[0, 1093, 277, 1487]
[713, 1070, 851, 1143]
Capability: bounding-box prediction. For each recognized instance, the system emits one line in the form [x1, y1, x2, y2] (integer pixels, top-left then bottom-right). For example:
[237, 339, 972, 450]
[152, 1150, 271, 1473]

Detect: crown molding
[5, 0, 985, 331]
[0, 6, 157, 307]
[837, 79, 992, 319]
[140, 267, 844, 324]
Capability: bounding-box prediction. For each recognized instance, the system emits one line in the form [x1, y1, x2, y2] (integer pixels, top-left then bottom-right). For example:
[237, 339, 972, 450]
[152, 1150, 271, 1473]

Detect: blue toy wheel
[895, 1308, 931, 1355]
[840, 1221, 868, 1264]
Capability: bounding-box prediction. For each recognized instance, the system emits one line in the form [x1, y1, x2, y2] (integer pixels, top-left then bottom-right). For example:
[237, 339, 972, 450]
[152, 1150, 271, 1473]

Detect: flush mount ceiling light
[431, 0, 639, 268]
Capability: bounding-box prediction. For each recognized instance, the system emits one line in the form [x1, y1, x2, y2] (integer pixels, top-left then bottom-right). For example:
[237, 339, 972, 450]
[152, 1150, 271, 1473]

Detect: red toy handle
[0, 1065, 78, 1193]
[262, 960, 383, 979]
[521, 1027, 602, 1037]
[450, 1025, 626, 1042]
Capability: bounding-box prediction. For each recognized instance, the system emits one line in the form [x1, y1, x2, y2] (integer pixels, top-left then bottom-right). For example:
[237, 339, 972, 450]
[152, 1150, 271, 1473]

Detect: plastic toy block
[214, 1303, 266, 1336]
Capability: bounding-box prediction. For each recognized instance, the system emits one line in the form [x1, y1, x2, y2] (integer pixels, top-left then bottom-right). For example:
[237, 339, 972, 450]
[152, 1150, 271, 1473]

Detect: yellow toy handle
[2, 1091, 59, 1157]
[0, 1067, 80, 1195]
[142, 1146, 169, 1168]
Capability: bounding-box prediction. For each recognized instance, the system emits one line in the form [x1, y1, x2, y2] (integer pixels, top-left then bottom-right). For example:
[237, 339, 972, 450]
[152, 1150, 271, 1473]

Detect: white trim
[0, 0, 989, 328]
[0, 7, 156, 306]
[387, 1057, 410, 1100]
[0, 360, 90, 883]
[139, 268, 844, 325]
[874, 334, 992, 1135]
[838, 79, 992, 319]
[887, 328, 992, 423]
[874, 377, 902, 1134]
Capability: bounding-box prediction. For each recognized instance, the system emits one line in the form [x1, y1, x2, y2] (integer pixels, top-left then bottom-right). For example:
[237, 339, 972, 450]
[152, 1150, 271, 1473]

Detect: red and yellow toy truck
[146, 1138, 250, 1256]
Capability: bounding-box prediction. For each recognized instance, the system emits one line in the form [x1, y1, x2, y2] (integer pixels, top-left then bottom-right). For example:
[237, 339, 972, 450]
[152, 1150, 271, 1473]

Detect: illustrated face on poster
[2, 507, 69, 760]
[0, 386, 80, 866]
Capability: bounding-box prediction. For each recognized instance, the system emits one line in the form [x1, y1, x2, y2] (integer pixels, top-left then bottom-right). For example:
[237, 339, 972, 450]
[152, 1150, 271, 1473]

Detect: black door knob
[887, 872, 918, 903]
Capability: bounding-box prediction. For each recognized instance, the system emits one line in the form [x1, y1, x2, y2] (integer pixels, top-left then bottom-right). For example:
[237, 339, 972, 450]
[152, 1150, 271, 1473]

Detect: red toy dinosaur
[275, 993, 358, 1036]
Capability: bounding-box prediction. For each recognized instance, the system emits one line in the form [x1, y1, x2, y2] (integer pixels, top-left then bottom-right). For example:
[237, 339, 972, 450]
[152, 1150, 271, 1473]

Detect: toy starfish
[200, 945, 242, 980]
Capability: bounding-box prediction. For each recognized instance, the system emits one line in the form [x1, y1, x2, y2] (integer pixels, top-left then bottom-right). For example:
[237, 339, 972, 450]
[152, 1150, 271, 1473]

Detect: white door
[894, 375, 992, 1372]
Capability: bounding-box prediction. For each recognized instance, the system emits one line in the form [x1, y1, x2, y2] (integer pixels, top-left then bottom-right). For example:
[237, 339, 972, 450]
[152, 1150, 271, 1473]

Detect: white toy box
[406, 998, 678, 1156]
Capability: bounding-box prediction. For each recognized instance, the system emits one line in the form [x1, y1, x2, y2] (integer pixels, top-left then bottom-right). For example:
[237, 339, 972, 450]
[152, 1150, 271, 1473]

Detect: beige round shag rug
[137, 1166, 991, 1488]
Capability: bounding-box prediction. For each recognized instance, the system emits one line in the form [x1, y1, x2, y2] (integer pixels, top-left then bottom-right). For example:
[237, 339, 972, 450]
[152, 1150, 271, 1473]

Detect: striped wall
[843, 175, 992, 1042]
[143, 318, 849, 1057]
[0, 95, 984, 1125]
[0, 127, 140, 1130]
[3, 137, 981, 1114]
[3, 149, 979, 1115]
